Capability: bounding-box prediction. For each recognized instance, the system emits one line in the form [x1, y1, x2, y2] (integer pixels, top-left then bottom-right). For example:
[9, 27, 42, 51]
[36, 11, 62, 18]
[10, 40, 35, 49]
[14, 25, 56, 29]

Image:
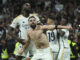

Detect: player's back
[46, 29, 59, 52]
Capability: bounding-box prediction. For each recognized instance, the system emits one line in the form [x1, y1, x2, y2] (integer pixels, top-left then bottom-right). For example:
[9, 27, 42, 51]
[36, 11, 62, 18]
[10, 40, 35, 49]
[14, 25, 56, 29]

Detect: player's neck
[23, 14, 28, 18]
[31, 26, 39, 31]
[32, 28, 37, 31]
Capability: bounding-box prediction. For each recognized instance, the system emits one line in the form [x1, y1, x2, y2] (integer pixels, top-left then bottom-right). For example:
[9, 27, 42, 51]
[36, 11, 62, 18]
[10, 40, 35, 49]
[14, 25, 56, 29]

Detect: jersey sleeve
[61, 29, 69, 38]
[10, 17, 19, 28]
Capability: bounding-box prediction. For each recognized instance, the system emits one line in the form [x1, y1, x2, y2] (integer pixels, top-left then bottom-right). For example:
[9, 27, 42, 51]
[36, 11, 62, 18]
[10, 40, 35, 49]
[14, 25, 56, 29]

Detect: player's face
[24, 3, 31, 9]
[47, 18, 55, 25]
[29, 18, 37, 29]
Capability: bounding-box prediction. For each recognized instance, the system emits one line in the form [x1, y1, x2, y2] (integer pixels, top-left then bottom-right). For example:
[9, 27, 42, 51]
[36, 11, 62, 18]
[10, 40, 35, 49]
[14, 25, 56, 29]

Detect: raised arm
[57, 25, 72, 30]
[19, 32, 30, 55]
[40, 25, 72, 30]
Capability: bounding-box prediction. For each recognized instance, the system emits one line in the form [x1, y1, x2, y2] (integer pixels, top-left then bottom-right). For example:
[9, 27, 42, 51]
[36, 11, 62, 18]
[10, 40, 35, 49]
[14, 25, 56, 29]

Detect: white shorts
[31, 47, 53, 60]
[50, 44, 59, 60]
[52, 52, 58, 60]
[28, 40, 36, 57]
[57, 47, 70, 60]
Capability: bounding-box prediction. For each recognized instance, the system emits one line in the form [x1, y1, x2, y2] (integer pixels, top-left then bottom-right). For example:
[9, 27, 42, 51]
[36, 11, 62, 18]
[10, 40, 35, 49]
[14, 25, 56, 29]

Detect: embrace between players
[19, 16, 72, 60]
[9, 3, 72, 60]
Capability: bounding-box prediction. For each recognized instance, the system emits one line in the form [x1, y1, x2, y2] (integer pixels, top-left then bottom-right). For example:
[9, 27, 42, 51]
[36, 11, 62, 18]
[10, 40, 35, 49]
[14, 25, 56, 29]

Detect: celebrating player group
[9, 3, 72, 60]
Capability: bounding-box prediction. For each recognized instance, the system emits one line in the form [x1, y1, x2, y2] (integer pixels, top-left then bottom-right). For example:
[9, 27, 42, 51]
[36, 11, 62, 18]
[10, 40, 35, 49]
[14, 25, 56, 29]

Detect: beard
[30, 23, 36, 29]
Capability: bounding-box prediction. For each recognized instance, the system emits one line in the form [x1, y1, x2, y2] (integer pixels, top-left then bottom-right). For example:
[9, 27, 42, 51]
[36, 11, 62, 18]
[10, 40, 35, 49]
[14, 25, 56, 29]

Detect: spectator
[0, 20, 6, 43]
[1, 40, 9, 60]
[0, 0, 80, 60]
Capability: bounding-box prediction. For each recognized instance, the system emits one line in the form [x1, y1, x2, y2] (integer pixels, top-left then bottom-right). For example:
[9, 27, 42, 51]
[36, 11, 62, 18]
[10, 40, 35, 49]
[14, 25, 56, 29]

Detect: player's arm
[19, 32, 30, 54]
[8, 17, 18, 39]
[8, 26, 25, 44]
[40, 25, 72, 30]
[8, 17, 25, 44]
[59, 29, 69, 37]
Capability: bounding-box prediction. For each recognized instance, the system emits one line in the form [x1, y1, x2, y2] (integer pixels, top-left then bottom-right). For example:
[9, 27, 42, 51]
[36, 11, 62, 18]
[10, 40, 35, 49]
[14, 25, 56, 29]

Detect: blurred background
[0, 0, 80, 60]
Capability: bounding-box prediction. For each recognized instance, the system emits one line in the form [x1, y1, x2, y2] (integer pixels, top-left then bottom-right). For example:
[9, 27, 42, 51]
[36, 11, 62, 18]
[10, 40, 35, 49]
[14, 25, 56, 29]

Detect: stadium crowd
[0, 0, 80, 60]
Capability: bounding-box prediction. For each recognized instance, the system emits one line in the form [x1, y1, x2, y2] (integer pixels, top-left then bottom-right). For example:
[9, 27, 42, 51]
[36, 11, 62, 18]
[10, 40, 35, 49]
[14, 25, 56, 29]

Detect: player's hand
[19, 49, 24, 55]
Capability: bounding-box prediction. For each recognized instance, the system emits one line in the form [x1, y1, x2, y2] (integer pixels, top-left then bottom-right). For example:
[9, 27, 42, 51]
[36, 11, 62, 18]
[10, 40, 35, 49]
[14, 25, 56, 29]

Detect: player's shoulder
[27, 29, 32, 36]
[13, 15, 24, 21]
[27, 29, 32, 33]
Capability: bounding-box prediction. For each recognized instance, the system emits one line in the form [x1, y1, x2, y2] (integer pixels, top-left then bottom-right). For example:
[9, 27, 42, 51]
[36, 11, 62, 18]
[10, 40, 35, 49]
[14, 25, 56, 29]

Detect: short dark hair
[21, 3, 32, 15]
[22, 3, 30, 10]
[28, 16, 36, 21]
[48, 15, 56, 21]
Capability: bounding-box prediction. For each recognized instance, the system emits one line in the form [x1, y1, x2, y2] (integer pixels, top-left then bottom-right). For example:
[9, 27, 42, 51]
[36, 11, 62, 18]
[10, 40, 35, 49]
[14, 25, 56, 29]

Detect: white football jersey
[46, 29, 59, 52]
[46, 29, 70, 52]
[10, 15, 30, 40]
[59, 29, 70, 48]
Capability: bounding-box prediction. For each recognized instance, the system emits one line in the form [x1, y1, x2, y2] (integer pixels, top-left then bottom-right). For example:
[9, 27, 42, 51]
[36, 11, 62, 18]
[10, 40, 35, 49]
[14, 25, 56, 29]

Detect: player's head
[28, 16, 37, 29]
[47, 15, 56, 25]
[60, 16, 68, 25]
[22, 3, 31, 10]
[21, 3, 31, 17]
